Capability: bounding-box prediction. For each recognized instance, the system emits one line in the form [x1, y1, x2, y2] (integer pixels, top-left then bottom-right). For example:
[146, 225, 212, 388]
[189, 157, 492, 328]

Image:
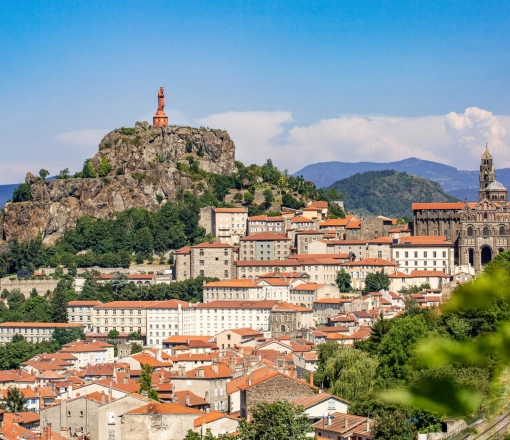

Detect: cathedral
[412, 146, 509, 271]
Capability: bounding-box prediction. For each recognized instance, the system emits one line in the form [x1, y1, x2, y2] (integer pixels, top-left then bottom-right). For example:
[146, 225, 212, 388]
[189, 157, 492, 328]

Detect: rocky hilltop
[1, 122, 236, 245]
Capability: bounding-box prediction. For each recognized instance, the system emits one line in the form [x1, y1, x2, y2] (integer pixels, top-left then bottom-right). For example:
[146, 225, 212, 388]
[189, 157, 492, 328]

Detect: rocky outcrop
[1, 122, 236, 245]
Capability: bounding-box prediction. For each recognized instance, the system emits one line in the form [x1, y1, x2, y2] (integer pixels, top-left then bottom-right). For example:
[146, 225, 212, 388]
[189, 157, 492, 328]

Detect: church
[412, 146, 509, 271]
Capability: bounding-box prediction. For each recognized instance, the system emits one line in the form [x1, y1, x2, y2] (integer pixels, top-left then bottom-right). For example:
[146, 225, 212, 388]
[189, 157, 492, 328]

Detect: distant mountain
[326, 170, 459, 218]
[294, 157, 510, 202]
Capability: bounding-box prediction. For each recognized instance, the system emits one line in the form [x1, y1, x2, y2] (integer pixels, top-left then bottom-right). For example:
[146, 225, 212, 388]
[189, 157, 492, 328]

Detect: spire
[482, 143, 492, 158]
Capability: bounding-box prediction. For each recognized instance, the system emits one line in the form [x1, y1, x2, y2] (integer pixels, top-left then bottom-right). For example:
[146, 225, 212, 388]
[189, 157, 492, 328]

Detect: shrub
[98, 157, 112, 177]
[120, 127, 136, 135]
[185, 138, 193, 153]
[131, 172, 146, 182]
[12, 183, 32, 202]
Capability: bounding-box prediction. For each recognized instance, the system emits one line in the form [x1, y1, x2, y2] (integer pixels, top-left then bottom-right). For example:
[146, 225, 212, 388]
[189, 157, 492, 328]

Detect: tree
[50, 279, 74, 322]
[51, 327, 86, 348]
[364, 270, 390, 293]
[243, 192, 254, 205]
[107, 329, 119, 339]
[139, 363, 159, 401]
[281, 193, 304, 209]
[98, 156, 113, 177]
[325, 347, 378, 401]
[183, 430, 201, 440]
[12, 183, 32, 202]
[57, 168, 70, 179]
[237, 401, 312, 440]
[233, 193, 243, 203]
[130, 343, 143, 354]
[39, 169, 50, 180]
[128, 330, 142, 340]
[82, 159, 97, 178]
[262, 189, 274, 209]
[111, 272, 129, 296]
[335, 269, 352, 292]
[0, 386, 27, 412]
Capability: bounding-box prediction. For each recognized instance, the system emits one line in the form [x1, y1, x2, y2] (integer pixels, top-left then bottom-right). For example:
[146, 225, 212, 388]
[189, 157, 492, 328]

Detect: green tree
[183, 430, 201, 440]
[139, 363, 159, 401]
[243, 192, 254, 205]
[50, 279, 74, 322]
[364, 270, 390, 293]
[12, 183, 32, 202]
[262, 189, 274, 209]
[233, 193, 243, 203]
[326, 347, 378, 401]
[51, 327, 86, 348]
[281, 193, 304, 209]
[82, 159, 98, 178]
[111, 272, 129, 296]
[237, 401, 312, 440]
[98, 156, 113, 177]
[0, 386, 27, 412]
[39, 169, 50, 180]
[107, 329, 119, 339]
[128, 330, 142, 340]
[130, 343, 143, 354]
[335, 268, 352, 292]
[57, 168, 70, 179]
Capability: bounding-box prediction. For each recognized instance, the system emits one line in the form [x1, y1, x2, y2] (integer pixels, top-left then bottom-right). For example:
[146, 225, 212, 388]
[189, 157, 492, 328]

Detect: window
[414, 251, 418, 257]
[424, 251, 427, 258]
[483, 226, 489, 236]
[396, 251, 399, 258]
[405, 252, 408, 258]
[377, 251, 382, 258]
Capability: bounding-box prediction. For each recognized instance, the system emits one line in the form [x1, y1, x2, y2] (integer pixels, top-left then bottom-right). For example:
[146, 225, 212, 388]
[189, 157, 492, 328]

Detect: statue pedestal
[153, 114, 168, 127]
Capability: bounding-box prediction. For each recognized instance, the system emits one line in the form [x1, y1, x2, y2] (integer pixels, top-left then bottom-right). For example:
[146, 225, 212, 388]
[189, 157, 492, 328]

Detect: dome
[486, 181, 506, 190]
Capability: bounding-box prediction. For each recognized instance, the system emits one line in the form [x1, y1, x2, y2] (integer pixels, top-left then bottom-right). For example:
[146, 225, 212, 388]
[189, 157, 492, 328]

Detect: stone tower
[479, 145, 507, 202]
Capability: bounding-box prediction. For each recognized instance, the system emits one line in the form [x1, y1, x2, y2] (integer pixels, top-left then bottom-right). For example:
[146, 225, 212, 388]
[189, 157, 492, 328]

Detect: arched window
[483, 226, 489, 236]
[500, 226, 505, 236]
[433, 229, 438, 236]
[467, 227, 473, 236]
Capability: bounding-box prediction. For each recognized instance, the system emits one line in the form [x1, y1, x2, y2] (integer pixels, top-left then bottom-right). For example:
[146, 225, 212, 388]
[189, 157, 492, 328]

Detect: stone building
[295, 230, 325, 254]
[191, 242, 236, 280]
[413, 146, 510, 271]
[247, 215, 286, 235]
[239, 232, 291, 261]
[269, 302, 314, 338]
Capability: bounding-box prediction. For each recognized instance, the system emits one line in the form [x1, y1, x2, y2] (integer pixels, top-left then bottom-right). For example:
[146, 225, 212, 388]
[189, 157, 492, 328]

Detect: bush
[131, 172, 146, 182]
[82, 159, 97, 178]
[120, 127, 136, 135]
[12, 183, 32, 203]
[98, 156, 113, 177]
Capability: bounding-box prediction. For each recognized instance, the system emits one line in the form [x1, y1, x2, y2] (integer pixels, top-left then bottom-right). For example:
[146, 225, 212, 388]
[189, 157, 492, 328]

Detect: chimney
[247, 378, 252, 386]
[101, 391, 106, 405]
[185, 393, 190, 406]
[178, 364, 186, 377]
[366, 417, 370, 433]
[228, 359, 236, 371]
[309, 372, 314, 386]
[211, 361, 218, 374]
[328, 416, 332, 426]
[108, 380, 113, 402]
[123, 375, 128, 384]
[344, 416, 348, 429]
[68, 384, 73, 399]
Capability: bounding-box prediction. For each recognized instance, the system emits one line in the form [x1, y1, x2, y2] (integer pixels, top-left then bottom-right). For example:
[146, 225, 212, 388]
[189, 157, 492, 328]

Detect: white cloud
[444, 107, 510, 166]
[196, 107, 510, 173]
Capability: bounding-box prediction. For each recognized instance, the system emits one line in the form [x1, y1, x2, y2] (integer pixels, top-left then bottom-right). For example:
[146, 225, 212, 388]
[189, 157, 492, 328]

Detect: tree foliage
[12, 183, 32, 202]
[139, 363, 159, 401]
[364, 270, 390, 293]
[0, 386, 27, 412]
[335, 268, 352, 292]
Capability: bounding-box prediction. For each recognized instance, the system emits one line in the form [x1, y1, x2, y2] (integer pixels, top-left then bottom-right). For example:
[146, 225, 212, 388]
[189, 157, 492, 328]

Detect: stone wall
[0, 279, 59, 297]
[199, 206, 214, 235]
[245, 375, 314, 420]
[191, 247, 234, 280]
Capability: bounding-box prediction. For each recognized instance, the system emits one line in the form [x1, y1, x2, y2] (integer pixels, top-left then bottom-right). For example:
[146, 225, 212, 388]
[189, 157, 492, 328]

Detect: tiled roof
[409, 270, 450, 277]
[192, 242, 233, 249]
[175, 246, 191, 255]
[163, 335, 212, 344]
[204, 279, 259, 288]
[4, 411, 40, 425]
[67, 300, 102, 306]
[308, 201, 329, 209]
[412, 202, 467, 210]
[229, 328, 264, 337]
[194, 410, 237, 427]
[290, 217, 314, 223]
[344, 258, 397, 266]
[291, 283, 325, 291]
[173, 390, 208, 407]
[236, 260, 296, 267]
[0, 322, 83, 328]
[195, 300, 279, 309]
[319, 219, 350, 227]
[214, 207, 247, 213]
[312, 412, 374, 435]
[94, 301, 158, 309]
[346, 220, 361, 229]
[240, 232, 290, 241]
[123, 402, 204, 415]
[273, 302, 312, 312]
[147, 299, 190, 309]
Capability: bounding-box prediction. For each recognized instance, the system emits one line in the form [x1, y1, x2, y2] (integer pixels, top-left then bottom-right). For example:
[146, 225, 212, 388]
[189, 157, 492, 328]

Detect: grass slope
[327, 169, 459, 218]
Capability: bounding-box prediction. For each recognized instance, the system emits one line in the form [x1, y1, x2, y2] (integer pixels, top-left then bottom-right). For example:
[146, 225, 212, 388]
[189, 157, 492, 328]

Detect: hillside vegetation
[327, 169, 458, 218]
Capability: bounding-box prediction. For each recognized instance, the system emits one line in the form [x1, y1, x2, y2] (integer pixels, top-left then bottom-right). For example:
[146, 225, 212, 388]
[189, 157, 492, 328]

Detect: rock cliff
[1, 122, 236, 245]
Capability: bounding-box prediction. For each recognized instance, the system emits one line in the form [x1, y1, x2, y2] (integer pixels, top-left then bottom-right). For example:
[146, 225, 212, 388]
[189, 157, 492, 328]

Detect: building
[341, 258, 399, 290]
[413, 146, 510, 271]
[59, 340, 114, 368]
[293, 393, 349, 424]
[295, 230, 326, 254]
[146, 300, 195, 346]
[212, 207, 248, 245]
[191, 242, 236, 280]
[239, 232, 291, 261]
[391, 235, 454, 274]
[194, 300, 278, 336]
[289, 283, 340, 309]
[0, 323, 85, 344]
[269, 302, 314, 338]
[91, 301, 152, 338]
[67, 301, 102, 333]
[215, 328, 264, 350]
[247, 215, 286, 235]
[307, 239, 368, 260]
[313, 413, 374, 439]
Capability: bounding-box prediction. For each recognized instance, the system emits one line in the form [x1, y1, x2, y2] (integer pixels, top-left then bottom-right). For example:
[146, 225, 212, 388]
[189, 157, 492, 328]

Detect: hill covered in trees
[326, 170, 459, 218]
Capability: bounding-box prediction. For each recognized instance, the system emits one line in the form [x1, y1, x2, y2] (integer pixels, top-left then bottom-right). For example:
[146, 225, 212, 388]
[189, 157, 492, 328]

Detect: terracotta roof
[320, 219, 350, 227]
[4, 412, 40, 425]
[194, 410, 237, 427]
[67, 300, 102, 306]
[240, 232, 290, 241]
[0, 322, 83, 328]
[175, 246, 191, 255]
[204, 279, 259, 288]
[195, 300, 279, 309]
[94, 301, 157, 309]
[131, 354, 172, 368]
[312, 412, 374, 436]
[0, 370, 35, 384]
[409, 270, 450, 277]
[346, 220, 361, 229]
[173, 390, 208, 407]
[368, 237, 393, 244]
[163, 335, 212, 344]
[308, 201, 329, 209]
[395, 235, 452, 245]
[214, 207, 247, 213]
[123, 402, 204, 415]
[192, 242, 233, 249]
[273, 302, 312, 312]
[291, 283, 325, 291]
[147, 299, 190, 309]
[96, 378, 139, 393]
[1, 387, 38, 399]
[294, 392, 349, 408]
[61, 340, 113, 353]
[290, 217, 314, 223]
[226, 368, 278, 394]
[412, 202, 467, 210]
[313, 298, 352, 304]
[229, 328, 264, 337]
[183, 364, 233, 379]
[344, 258, 397, 266]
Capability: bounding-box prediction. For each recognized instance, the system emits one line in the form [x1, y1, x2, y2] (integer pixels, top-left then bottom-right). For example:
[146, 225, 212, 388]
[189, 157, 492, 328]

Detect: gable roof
[123, 402, 204, 415]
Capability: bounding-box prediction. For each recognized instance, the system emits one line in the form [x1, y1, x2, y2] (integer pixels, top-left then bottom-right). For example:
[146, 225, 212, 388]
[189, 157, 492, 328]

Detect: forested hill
[327, 170, 459, 218]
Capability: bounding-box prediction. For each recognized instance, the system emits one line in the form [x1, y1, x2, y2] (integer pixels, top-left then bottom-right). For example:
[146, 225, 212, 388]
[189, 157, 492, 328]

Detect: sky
[1, 0, 510, 183]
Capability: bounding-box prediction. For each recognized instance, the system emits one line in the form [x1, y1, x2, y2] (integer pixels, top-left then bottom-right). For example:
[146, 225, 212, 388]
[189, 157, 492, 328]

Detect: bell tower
[479, 144, 495, 200]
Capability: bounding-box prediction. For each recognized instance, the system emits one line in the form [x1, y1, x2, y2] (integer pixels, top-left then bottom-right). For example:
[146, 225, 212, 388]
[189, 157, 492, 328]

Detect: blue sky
[1, 0, 510, 183]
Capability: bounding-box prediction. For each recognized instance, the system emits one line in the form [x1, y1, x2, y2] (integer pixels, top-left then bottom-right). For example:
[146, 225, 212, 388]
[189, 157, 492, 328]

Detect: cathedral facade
[413, 146, 509, 272]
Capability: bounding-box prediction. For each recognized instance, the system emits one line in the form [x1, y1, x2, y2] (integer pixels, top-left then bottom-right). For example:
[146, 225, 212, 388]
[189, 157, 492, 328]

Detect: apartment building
[213, 207, 248, 245]
[342, 258, 399, 290]
[0, 322, 85, 344]
[194, 300, 278, 336]
[239, 232, 291, 261]
[289, 216, 318, 231]
[247, 215, 286, 235]
[203, 279, 263, 303]
[295, 230, 325, 254]
[174, 242, 236, 281]
[391, 235, 454, 274]
[307, 239, 368, 260]
[67, 300, 102, 333]
[367, 237, 393, 260]
[59, 340, 115, 367]
[91, 301, 152, 337]
[289, 283, 340, 309]
[146, 300, 196, 347]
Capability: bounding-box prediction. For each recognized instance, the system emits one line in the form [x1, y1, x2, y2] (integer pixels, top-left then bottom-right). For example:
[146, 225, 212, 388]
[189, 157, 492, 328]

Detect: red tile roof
[412, 202, 467, 210]
[194, 410, 237, 427]
[123, 402, 204, 415]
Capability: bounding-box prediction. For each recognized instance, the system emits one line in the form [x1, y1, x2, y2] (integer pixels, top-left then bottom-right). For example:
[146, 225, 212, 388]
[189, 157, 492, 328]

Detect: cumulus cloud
[444, 107, 510, 166]
[196, 107, 510, 173]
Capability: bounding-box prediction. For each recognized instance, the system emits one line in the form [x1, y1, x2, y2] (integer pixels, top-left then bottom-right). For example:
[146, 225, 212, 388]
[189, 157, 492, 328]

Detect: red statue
[153, 86, 168, 127]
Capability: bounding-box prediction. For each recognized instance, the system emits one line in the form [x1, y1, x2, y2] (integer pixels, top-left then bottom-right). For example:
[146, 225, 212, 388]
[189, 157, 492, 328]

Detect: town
[0, 134, 506, 439]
